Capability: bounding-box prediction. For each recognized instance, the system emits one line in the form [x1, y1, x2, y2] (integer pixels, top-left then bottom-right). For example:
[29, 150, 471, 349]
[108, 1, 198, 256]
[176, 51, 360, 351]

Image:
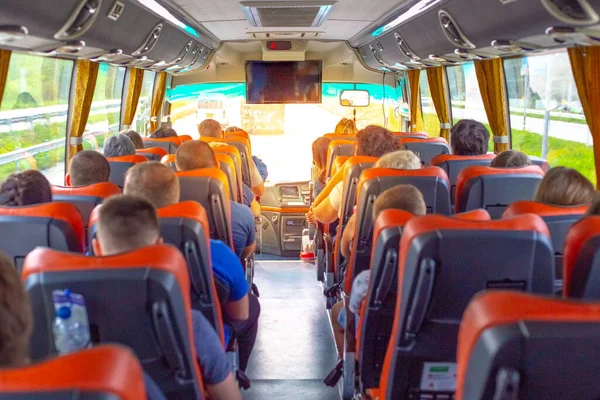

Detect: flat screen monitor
[245, 61, 322, 104]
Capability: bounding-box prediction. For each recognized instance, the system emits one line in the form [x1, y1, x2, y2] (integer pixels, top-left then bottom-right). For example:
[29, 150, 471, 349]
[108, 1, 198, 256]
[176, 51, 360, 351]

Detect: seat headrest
[212, 145, 242, 164]
[0, 345, 146, 399]
[372, 209, 413, 243]
[178, 135, 193, 142]
[143, 137, 182, 145]
[201, 136, 251, 151]
[399, 137, 448, 145]
[357, 166, 450, 199]
[157, 201, 210, 242]
[457, 291, 600, 399]
[215, 153, 235, 168]
[0, 203, 85, 252]
[430, 153, 495, 166]
[454, 209, 492, 221]
[53, 182, 121, 198]
[225, 131, 250, 141]
[563, 216, 600, 296]
[324, 133, 356, 141]
[176, 168, 231, 201]
[504, 200, 589, 218]
[106, 155, 148, 164]
[136, 147, 168, 157]
[161, 154, 177, 165]
[331, 156, 351, 176]
[393, 131, 429, 138]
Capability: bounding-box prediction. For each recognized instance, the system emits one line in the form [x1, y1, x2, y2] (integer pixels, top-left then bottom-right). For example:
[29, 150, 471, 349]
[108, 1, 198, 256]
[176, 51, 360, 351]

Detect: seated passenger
[121, 129, 144, 149]
[312, 137, 332, 198]
[310, 125, 400, 224]
[490, 150, 531, 168]
[103, 134, 136, 158]
[535, 166, 595, 206]
[93, 195, 241, 400]
[200, 119, 265, 196]
[149, 126, 178, 139]
[331, 184, 426, 356]
[334, 118, 358, 135]
[123, 161, 260, 373]
[340, 150, 421, 258]
[450, 119, 490, 156]
[0, 170, 52, 206]
[175, 140, 257, 261]
[586, 193, 600, 216]
[66, 150, 110, 187]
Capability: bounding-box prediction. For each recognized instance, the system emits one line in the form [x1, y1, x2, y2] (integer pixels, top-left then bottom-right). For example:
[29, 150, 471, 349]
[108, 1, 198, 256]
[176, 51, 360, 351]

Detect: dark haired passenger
[66, 150, 110, 187]
[535, 166, 595, 206]
[490, 150, 531, 168]
[121, 129, 144, 149]
[0, 170, 52, 206]
[450, 119, 490, 156]
[149, 126, 178, 139]
[309, 125, 399, 224]
[94, 195, 241, 400]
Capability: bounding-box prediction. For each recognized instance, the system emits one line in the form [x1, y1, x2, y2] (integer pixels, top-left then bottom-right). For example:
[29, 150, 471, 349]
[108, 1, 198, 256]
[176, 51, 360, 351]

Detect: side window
[419, 71, 440, 136]
[0, 54, 73, 184]
[83, 64, 125, 152]
[504, 51, 595, 184]
[132, 71, 155, 136]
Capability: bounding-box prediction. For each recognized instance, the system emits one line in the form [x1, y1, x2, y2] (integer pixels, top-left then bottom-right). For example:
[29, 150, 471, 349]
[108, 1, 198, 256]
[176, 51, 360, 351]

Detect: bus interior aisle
[244, 257, 339, 400]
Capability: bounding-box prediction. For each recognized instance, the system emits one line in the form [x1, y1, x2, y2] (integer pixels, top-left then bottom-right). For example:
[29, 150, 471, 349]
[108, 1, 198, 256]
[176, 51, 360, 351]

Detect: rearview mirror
[339, 90, 370, 107]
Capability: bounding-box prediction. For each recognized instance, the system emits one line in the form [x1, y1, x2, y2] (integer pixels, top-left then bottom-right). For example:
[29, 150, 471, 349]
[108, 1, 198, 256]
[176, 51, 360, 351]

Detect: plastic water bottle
[53, 305, 90, 355]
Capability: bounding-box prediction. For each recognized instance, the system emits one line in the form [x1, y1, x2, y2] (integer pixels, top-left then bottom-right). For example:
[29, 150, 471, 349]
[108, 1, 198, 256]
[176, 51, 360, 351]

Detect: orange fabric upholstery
[106, 155, 148, 164]
[177, 168, 231, 201]
[225, 130, 250, 142]
[454, 209, 491, 221]
[179, 135, 193, 142]
[457, 291, 600, 400]
[201, 137, 252, 186]
[331, 155, 351, 177]
[0, 202, 85, 253]
[0, 345, 146, 399]
[563, 216, 600, 297]
[393, 131, 428, 138]
[504, 200, 589, 218]
[136, 147, 168, 160]
[380, 214, 552, 399]
[326, 139, 355, 178]
[430, 154, 496, 204]
[398, 136, 446, 145]
[143, 137, 182, 154]
[215, 153, 241, 202]
[324, 133, 356, 141]
[53, 182, 120, 198]
[430, 153, 495, 166]
[160, 154, 177, 169]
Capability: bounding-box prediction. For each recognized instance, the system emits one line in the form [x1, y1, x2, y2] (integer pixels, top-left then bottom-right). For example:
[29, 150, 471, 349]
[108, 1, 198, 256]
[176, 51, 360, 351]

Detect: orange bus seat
[563, 216, 600, 298]
[331, 155, 351, 177]
[179, 134, 193, 142]
[504, 200, 588, 282]
[160, 154, 177, 170]
[0, 345, 146, 400]
[0, 203, 85, 270]
[215, 153, 241, 203]
[52, 182, 121, 230]
[22, 245, 205, 399]
[530, 155, 551, 172]
[136, 147, 168, 161]
[457, 291, 600, 400]
[143, 137, 182, 154]
[378, 214, 554, 399]
[212, 145, 244, 201]
[225, 130, 251, 146]
[392, 131, 428, 139]
[398, 137, 450, 165]
[326, 140, 354, 179]
[201, 137, 252, 187]
[357, 209, 490, 393]
[177, 168, 233, 248]
[455, 165, 545, 218]
[430, 154, 495, 204]
[106, 155, 147, 189]
[324, 133, 356, 141]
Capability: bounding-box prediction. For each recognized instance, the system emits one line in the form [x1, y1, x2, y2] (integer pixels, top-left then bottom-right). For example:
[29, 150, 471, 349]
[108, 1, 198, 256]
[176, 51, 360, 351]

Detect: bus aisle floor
[243, 258, 338, 399]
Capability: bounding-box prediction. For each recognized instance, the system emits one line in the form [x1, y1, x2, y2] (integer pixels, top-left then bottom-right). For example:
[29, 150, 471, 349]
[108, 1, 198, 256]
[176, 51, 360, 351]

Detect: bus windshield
[169, 82, 404, 183]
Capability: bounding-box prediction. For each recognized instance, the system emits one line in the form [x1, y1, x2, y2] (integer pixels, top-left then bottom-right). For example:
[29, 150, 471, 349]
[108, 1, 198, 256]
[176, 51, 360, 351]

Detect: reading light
[135, 0, 200, 38]
[372, 0, 442, 38]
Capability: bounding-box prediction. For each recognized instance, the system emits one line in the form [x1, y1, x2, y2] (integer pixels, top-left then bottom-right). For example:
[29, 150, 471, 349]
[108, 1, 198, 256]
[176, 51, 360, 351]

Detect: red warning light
[266, 41, 292, 51]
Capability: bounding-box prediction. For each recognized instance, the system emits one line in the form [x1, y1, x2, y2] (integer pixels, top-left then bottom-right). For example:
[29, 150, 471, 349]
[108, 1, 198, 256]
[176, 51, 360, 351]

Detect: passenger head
[586, 192, 600, 216]
[375, 150, 421, 170]
[149, 126, 178, 139]
[354, 125, 399, 157]
[0, 170, 52, 206]
[334, 118, 358, 135]
[121, 129, 144, 149]
[124, 162, 180, 209]
[0, 252, 32, 367]
[176, 140, 217, 171]
[93, 195, 162, 256]
[490, 150, 531, 168]
[225, 126, 241, 133]
[535, 166, 595, 206]
[103, 134, 136, 158]
[373, 184, 426, 220]
[312, 137, 332, 183]
[67, 150, 110, 187]
[198, 119, 223, 138]
[450, 119, 490, 156]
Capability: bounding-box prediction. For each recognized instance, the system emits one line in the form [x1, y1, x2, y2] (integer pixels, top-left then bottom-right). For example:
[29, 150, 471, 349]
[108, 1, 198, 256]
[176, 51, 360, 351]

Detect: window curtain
[474, 58, 509, 153]
[122, 68, 145, 128]
[68, 60, 99, 164]
[407, 69, 424, 132]
[568, 46, 600, 187]
[426, 66, 451, 140]
[0, 50, 11, 107]
[150, 72, 167, 132]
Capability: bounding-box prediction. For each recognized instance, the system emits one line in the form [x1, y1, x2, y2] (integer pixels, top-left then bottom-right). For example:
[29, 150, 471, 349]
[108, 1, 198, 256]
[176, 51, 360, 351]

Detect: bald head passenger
[176, 140, 218, 171]
[67, 150, 110, 187]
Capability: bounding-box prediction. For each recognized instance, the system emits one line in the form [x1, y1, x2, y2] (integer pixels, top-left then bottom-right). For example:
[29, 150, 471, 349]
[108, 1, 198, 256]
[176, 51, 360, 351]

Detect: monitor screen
[245, 61, 322, 104]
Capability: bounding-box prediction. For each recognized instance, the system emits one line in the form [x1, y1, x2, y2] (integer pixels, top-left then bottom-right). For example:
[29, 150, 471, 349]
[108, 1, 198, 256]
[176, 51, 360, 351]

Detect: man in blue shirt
[124, 161, 260, 372]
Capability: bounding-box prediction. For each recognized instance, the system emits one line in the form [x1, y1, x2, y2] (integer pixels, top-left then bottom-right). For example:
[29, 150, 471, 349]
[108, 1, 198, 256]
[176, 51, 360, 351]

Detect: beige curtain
[68, 60, 99, 164]
[122, 68, 145, 127]
[150, 72, 167, 132]
[426, 66, 451, 140]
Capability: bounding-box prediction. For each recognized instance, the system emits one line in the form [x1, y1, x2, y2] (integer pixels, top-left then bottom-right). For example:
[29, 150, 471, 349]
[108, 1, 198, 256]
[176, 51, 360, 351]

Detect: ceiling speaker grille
[242, 2, 336, 27]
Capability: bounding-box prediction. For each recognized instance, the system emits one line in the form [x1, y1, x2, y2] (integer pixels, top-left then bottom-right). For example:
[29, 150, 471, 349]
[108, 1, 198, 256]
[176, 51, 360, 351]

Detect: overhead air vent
[55, 0, 102, 40]
[541, 0, 599, 25]
[438, 10, 475, 49]
[369, 45, 385, 65]
[168, 40, 193, 65]
[241, 1, 336, 27]
[0, 25, 28, 44]
[132, 23, 163, 57]
[491, 39, 543, 53]
[394, 33, 421, 61]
